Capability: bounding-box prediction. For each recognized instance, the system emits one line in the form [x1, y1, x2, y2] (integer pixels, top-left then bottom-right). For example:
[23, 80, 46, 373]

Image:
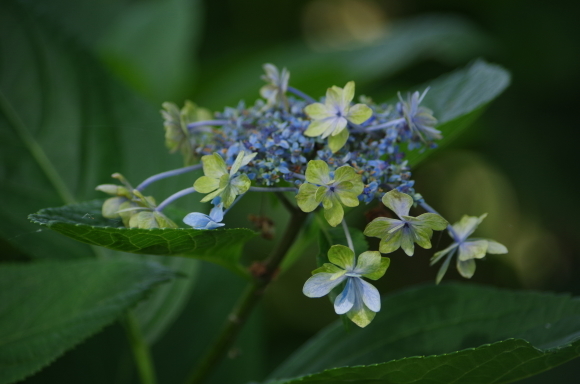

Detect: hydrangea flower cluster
[96, 63, 507, 328]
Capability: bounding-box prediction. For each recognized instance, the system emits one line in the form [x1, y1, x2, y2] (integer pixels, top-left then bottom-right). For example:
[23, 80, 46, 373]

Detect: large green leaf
[29, 200, 256, 276]
[267, 283, 580, 384]
[0, 258, 174, 384]
[406, 60, 511, 165]
[131, 255, 199, 344]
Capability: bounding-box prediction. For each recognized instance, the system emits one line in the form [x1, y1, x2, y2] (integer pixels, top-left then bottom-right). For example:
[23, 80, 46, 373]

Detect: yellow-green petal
[347, 301, 376, 328]
[328, 244, 355, 270]
[381, 190, 413, 218]
[457, 257, 476, 278]
[378, 229, 403, 254]
[304, 103, 332, 120]
[328, 126, 349, 153]
[363, 257, 390, 280]
[305, 160, 331, 185]
[347, 103, 372, 124]
[295, 183, 320, 212]
[193, 175, 220, 193]
[324, 196, 344, 227]
[201, 153, 228, 179]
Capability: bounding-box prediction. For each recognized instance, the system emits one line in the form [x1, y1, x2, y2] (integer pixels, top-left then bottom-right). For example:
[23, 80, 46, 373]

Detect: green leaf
[0, 258, 174, 384]
[267, 283, 580, 384]
[28, 200, 257, 277]
[406, 60, 511, 166]
[131, 255, 199, 344]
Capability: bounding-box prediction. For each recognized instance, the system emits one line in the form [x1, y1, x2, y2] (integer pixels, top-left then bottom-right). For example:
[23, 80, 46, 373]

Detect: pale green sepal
[118, 200, 141, 227]
[430, 243, 458, 265]
[362, 257, 390, 280]
[305, 160, 331, 185]
[363, 217, 403, 238]
[328, 128, 349, 153]
[347, 103, 372, 124]
[193, 175, 220, 193]
[304, 118, 334, 137]
[129, 211, 158, 229]
[382, 190, 413, 218]
[354, 251, 384, 275]
[153, 211, 178, 228]
[102, 197, 128, 219]
[341, 81, 355, 109]
[458, 240, 488, 261]
[457, 257, 476, 278]
[334, 165, 357, 183]
[436, 252, 454, 284]
[323, 197, 344, 227]
[312, 263, 345, 276]
[295, 183, 320, 212]
[229, 174, 251, 195]
[336, 189, 359, 207]
[347, 302, 376, 328]
[304, 103, 331, 120]
[400, 230, 415, 256]
[414, 213, 448, 231]
[201, 153, 228, 179]
[200, 188, 224, 203]
[412, 225, 434, 250]
[315, 185, 328, 203]
[379, 230, 403, 254]
[485, 240, 508, 254]
[452, 213, 487, 239]
[328, 245, 355, 270]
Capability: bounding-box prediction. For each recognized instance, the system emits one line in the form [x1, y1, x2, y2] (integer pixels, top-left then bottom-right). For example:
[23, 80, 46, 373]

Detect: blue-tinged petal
[303, 273, 346, 298]
[209, 202, 224, 222]
[430, 243, 458, 265]
[381, 189, 413, 218]
[183, 212, 224, 230]
[355, 278, 381, 312]
[458, 240, 488, 261]
[346, 287, 376, 328]
[334, 278, 355, 315]
[451, 214, 487, 241]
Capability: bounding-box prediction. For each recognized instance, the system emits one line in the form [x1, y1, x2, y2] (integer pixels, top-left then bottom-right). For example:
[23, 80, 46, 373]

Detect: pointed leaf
[28, 200, 256, 277]
[0, 258, 174, 384]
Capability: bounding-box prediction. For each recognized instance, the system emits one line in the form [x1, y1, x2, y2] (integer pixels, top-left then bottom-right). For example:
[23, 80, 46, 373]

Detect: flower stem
[287, 86, 316, 104]
[155, 187, 197, 212]
[137, 164, 202, 191]
[341, 219, 355, 252]
[123, 312, 157, 384]
[248, 186, 297, 192]
[365, 118, 405, 132]
[187, 120, 229, 131]
[184, 209, 309, 384]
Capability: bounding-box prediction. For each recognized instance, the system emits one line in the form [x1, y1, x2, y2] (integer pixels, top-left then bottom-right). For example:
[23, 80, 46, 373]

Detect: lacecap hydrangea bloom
[97, 63, 507, 328]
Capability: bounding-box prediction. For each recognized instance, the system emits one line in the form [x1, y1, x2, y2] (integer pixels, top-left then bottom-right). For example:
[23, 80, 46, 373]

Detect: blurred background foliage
[1, 0, 579, 383]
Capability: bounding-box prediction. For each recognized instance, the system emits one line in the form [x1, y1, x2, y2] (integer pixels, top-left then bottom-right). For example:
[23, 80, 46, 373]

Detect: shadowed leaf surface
[267, 283, 580, 384]
[0, 258, 174, 384]
[29, 200, 256, 276]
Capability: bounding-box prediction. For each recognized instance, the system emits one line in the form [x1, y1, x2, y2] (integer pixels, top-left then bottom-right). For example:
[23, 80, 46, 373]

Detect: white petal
[334, 278, 355, 314]
[303, 273, 346, 298]
[356, 278, 381, 312]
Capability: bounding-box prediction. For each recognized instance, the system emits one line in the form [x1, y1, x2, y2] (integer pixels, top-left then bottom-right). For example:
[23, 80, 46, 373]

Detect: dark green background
[2, 0, 579, 383]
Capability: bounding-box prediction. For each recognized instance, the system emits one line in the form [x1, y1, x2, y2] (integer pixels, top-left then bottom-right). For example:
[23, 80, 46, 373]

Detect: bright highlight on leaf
[364, 190, 447, 255]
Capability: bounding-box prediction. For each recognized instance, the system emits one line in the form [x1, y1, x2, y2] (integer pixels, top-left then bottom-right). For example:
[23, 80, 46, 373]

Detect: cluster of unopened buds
[97, 64, 507, 327]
